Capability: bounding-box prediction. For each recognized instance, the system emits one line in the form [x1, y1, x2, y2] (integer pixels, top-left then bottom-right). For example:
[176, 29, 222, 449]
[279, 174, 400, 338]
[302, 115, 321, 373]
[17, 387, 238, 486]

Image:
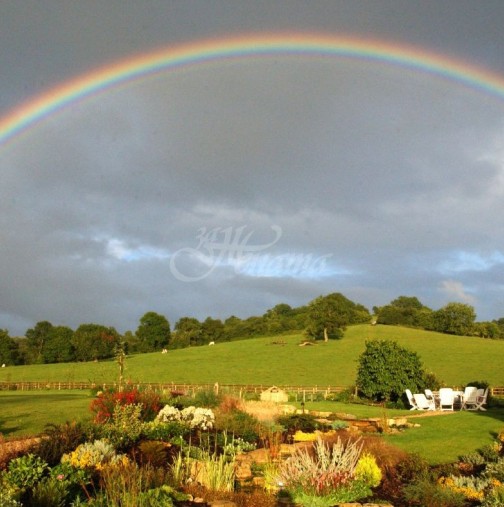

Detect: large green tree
[374, 296, 433, 328]
[136, 312, 171, 352]
[433, 302, 476, 336]
[200, 317, 225, 344]
[305, 293, 370, 341]
[72, 324, 119, 361]
[42, 326, 75, 363]
[356, 340, 427, 402]
[173, 317, 202, 346]
[25, 320, 53, 363]
[0, 329, 19, 366]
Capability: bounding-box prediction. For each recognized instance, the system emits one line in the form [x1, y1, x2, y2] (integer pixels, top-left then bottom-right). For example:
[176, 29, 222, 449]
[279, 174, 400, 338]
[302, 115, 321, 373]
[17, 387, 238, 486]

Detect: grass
[1, 325, 504, 387]
[382, 408, 504, 465]
[0, 390, 92, 438]
[2, 325, 504, 465]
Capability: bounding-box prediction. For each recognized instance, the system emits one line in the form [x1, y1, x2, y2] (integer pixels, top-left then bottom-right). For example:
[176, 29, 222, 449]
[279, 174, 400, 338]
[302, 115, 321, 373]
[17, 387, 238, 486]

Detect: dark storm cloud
[1, 1, 504, 335]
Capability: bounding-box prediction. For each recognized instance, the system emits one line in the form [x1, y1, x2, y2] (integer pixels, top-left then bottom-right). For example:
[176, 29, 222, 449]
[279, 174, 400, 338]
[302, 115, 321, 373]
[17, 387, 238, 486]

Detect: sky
[1, 1, 504, 336]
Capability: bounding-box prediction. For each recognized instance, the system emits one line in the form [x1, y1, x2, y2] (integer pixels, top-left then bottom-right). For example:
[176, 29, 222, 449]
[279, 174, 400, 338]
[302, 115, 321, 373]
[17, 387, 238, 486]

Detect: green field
[2, 325, 504, 465]
[1, 325, 504, 387]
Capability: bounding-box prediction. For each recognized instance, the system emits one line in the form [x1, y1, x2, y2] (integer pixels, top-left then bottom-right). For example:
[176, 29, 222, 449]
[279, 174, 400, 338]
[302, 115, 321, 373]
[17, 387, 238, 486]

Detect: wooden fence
[1, 381, 503, 398]
[0, 381, 345, 400]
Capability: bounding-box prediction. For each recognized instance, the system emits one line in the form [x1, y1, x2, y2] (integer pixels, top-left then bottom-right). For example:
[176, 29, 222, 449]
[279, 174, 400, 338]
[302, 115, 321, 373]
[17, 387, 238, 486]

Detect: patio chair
[474, 388, 488, 411]
[405, 389, 419, 410]
[425, 389, 437, 410]
[461, 386, 478, 410]
[413, 393, 435, 410]
[439, 387, 455, 411]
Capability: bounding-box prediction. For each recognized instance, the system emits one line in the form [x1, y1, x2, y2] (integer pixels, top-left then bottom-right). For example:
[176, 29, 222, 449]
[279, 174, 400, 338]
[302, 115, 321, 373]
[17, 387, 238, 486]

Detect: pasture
[1, 324, 504, 387]
[2, 325, 504, 466]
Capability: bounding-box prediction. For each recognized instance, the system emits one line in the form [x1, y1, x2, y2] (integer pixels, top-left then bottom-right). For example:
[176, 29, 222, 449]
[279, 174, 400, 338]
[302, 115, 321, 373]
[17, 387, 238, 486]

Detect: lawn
[0, 390, 93, 438]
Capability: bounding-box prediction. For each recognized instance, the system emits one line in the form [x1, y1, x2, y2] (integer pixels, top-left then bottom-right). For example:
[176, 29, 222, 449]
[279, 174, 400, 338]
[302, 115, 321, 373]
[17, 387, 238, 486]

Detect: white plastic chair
[424, 389, 437, 410]
[474, 388, 488, 411]
[413, 393, 435, 410]
[439, 388, 455, 411]
[461, 386, 478, 410]
[405, 389, 419, 410]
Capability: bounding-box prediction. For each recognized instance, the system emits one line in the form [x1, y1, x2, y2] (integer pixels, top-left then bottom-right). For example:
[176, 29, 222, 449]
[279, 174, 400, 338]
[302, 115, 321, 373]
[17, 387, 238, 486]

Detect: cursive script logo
[170, 225, 283, 282]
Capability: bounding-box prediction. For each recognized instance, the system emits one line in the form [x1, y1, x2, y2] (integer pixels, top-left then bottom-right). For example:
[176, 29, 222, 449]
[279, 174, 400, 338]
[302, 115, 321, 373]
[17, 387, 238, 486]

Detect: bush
[90, 385, 161, 423]
[276, 436, 374, 505]
[403, 478, 466, 507]
[356, 340, 427, 402]
[276, 413, 319, 434]
[98, 403, 144, 450]
[35, 421, 89, 466]
[214, 410, 259, 443]
[141, 420, 189, 443]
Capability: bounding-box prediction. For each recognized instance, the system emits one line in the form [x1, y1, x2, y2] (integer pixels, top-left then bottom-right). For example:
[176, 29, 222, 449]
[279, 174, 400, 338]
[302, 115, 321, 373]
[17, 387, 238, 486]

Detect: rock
[207, 501, 237, 507]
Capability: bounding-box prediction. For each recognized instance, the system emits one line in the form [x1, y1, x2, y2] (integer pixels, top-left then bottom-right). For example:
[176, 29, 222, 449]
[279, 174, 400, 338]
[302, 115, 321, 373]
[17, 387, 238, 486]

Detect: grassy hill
[1, 324, 503, 387]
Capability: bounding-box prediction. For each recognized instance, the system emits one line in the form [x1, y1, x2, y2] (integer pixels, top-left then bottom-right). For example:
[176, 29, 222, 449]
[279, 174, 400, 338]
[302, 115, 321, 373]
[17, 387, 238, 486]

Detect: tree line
[1, 293, 503, 366]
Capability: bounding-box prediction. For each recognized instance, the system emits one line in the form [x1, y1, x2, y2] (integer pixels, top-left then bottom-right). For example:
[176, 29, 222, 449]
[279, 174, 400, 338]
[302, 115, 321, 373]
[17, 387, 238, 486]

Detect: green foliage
[90, 385, 161, 423]
[99, 403, 144, 450]
[136, 312, 171, 352]
[35, 421, 89, 466]
[173, 317, 202, 347]
[276, 436, 370, 504]
[402, 478, 466, 507]
[191, 388, 222, 408]
[30, 476, 68, 507]
[375, 295, 433, 328]
[395, 453, 431, 483]
[72, 323, 120, 361]
[141, 420, 189, 443]
[136, 440, 170, 468]
[276, 413, 319, 433]
[4, 453, 49, 490]
[25, 321, 53, 364]
[0, 329, 20, 366]
[356, 340, 426, 402]
[214, 409, 259, 443]
[483, 457, 504, 482]
[433, 302, 477, 336]
[305, 292, 370, 341]
[42, 326, 75, 364]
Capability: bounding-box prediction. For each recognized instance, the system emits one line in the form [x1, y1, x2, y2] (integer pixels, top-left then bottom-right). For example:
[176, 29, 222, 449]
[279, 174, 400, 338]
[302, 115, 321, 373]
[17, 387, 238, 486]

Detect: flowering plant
[61, 439, 128, 471]
[156, 405, 215, 430]
[276, 436, 376, 506]
[90, 384, 161, 423]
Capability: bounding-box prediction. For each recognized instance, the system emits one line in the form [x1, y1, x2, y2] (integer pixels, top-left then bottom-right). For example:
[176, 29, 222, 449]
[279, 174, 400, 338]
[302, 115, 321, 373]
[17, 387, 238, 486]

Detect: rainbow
[2, 32, 504, 145]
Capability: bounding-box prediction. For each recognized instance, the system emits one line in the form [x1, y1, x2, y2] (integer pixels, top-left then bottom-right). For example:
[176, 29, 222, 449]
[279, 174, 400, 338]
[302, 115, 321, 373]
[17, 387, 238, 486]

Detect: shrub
[30, 476, 68, 507]
[193, 389, 222, 408]
[141, 420, 189, 443]
[484, 457, 504, 482]
[356, 340, 426, 402]
[61, 439, 128, 471]
[276, 413, 318, 434]
[136, 440, 170, 468]
[403, 478, 466, 507]
[99, 403, 144, 450]
[156, 405, 215, 430]
[35, 421, 89, 466]
[90, 385, 161, 423]
[214, 410, 259, 443]
[275, 435, 373, 505]
[4, 453, 49, 490]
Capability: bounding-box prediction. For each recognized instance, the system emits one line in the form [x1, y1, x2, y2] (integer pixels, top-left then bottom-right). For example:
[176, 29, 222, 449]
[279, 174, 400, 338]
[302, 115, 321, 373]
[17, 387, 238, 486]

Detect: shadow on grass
[0, 413, 29, 436]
